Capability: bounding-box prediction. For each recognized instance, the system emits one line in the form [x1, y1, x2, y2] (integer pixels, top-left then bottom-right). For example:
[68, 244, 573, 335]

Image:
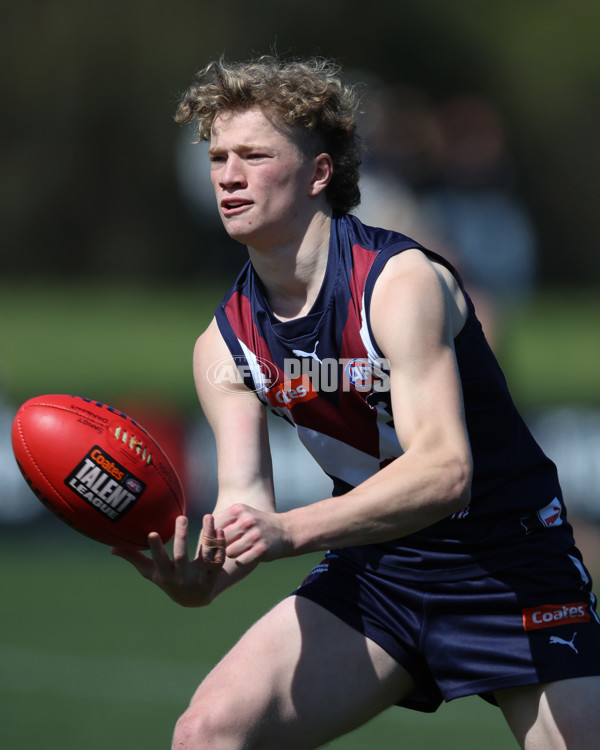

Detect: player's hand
[111, 514, 225, 607]
[215, 503, 290, 566]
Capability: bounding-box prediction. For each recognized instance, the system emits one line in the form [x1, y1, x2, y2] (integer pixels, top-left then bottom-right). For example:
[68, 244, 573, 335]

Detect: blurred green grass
[1, 281, 600, 412]
[0, 280, 225, 412]
[499, 290, 600, 407]
[0, 525, 517, 750]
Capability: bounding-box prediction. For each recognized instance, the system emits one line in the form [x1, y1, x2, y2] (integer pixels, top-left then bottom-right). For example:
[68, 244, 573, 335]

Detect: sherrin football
[11, 394, 185, 549]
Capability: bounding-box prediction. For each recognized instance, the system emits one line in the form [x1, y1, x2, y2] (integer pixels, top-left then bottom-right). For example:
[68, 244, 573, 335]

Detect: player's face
[208, 107, 321, 249]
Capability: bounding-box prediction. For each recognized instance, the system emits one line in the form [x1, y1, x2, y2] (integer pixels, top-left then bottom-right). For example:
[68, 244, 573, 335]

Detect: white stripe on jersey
[238, 339, 268, 400]
[359, 289, 380, 363]
[358, 289, 403, 462]
[297, 423, 385, 488]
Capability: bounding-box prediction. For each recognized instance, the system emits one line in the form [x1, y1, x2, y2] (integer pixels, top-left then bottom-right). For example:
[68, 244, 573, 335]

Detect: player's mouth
[221, 198, 253, 216]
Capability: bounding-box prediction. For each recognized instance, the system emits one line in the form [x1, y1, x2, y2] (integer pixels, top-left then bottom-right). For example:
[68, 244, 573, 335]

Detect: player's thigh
[495, 675, 600, 750]
[188, 594, 415, 748]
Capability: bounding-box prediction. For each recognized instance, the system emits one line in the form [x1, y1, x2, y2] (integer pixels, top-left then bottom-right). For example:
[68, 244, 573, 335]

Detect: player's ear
[308, 153, 333, 197]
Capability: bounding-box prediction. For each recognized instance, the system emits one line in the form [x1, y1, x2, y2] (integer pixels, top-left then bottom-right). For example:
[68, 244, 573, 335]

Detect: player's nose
[219, 154, 247, 188]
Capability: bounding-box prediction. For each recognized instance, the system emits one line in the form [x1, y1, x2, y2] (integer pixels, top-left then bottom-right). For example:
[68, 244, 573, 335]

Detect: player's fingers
[224, 524, 259, 559]
[171, 516, 190, 584]
[147, 531, 173, 576]
[226, 536, 266, 567]
[211, 527, 226, 567]
[198, 514, 226, 568]
[172, 516, 189, 577]
[213, 503, 247, 530]
[195, 513, 215, 557]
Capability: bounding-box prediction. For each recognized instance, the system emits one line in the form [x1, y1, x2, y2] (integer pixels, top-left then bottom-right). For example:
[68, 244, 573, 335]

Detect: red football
[11, 394, 186, 549]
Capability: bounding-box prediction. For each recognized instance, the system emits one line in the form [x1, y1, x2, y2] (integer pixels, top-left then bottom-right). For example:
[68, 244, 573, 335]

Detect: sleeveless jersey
[214, 213, 574, 581]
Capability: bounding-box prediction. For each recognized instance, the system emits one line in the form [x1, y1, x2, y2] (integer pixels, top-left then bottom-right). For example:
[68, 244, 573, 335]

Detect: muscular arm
[112, 317, 277, 606]
[222, 249, 473, 563]
[194, 318, 278, 597]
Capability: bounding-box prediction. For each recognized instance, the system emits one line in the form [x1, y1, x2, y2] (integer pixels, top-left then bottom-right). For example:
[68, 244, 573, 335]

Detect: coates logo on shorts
[522, 602, 591, 631]
[207, 355, 279, 394]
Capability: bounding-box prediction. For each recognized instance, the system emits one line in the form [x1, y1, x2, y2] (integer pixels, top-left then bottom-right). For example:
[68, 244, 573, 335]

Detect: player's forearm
[282, 450, 472, 555]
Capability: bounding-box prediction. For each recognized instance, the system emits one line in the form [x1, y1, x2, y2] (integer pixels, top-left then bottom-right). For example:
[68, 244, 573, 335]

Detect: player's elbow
[428, 438, 472, 515]
[445, 449, 472, 513]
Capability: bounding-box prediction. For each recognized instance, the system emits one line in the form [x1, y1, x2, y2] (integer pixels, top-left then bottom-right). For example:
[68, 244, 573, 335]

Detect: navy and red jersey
[214, 213, 574, 581]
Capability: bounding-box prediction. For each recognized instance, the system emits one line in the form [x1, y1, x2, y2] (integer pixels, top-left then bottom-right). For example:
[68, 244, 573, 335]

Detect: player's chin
[223, 225, 255, 245]
[221, 216, 261, 243]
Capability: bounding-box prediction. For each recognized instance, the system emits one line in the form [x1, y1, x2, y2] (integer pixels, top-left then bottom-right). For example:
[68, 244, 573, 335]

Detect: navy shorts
[293, 547, 600, 712]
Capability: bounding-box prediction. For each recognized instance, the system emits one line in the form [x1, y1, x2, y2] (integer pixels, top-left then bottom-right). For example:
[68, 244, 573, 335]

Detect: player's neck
[247, 212, 332, 322]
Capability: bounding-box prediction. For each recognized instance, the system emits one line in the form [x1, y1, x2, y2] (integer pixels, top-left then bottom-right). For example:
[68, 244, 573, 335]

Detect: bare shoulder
[194, 317, 228, 364]
[371, 248, 468, 340]
[193, 317, 259, 414]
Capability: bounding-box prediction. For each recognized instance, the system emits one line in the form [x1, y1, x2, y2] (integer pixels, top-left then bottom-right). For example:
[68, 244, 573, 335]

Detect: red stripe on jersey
[224, 291, 285, 385]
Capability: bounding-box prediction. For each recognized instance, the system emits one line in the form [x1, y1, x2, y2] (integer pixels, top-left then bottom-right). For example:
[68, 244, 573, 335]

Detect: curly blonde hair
[175, 55, 363, 214]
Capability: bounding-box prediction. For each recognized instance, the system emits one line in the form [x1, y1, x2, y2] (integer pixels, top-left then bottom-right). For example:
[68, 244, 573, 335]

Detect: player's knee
[172, 705, 221, 750]
[172, 698, 244, 750]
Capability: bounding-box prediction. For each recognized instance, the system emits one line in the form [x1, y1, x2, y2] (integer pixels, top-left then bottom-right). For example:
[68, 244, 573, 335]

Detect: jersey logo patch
[520, 497, 563, 534]
[550, 633, 579, 653]
[292, 340, 322, 364]
[344, 357, 389, 393]
[522, 602, 590, 631]
[266, 373, 318, 409]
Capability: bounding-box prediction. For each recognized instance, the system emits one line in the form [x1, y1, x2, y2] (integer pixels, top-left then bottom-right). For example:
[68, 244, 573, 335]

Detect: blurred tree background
[2, 0, 600, 534]
[1, 0, 600, 285]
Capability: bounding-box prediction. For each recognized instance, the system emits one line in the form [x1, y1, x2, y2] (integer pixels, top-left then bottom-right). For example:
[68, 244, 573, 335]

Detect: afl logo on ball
[125, 477, 144, 493]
